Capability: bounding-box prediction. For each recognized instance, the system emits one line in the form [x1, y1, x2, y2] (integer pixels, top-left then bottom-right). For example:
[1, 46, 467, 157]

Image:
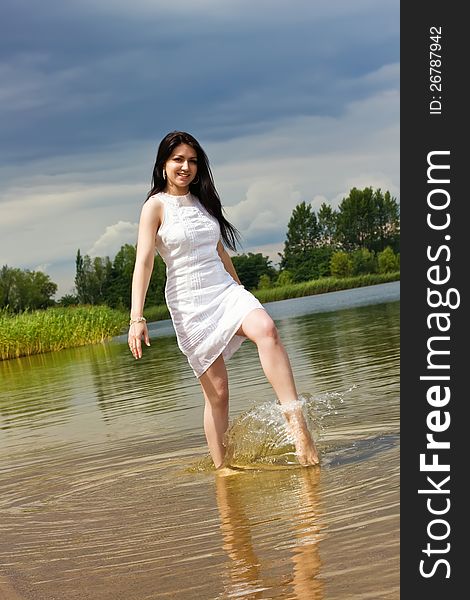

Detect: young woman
[128, 131, 319, 469]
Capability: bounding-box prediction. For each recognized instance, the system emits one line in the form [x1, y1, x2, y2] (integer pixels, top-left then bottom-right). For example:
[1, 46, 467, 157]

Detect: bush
[330, 251, 353, 278]
[257, 274, 271, 289]
[276, 270, 294, 287]
[351, 248, 377, 275]
[378, 247, 400, 273]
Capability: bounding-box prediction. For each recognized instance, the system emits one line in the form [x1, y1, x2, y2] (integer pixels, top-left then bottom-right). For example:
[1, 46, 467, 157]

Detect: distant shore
[0, 272, 399, 361]
[143, 272, 400, 322]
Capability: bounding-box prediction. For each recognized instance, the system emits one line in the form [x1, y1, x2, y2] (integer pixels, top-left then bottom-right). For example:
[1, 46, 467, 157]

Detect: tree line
[0, 266, 57, 312]
[233, 186, 399, 288]
[1, 186, 399, 312]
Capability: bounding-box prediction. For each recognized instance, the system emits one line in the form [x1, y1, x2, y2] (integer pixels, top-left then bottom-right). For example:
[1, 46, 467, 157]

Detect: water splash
[188, 388, 356, 472]
[307, 384, 357, 433]
[223, 400, 299, 469]
[223, 389, 353, 470]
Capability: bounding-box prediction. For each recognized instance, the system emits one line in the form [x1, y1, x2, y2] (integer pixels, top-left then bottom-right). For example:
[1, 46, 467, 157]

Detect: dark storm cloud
[1, 0, 398, 163]
[0, 1, 399, 295]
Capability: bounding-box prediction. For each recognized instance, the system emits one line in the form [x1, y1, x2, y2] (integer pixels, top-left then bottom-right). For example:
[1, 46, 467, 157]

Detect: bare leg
[236, 309, 319, 466]
[199, 354, 230, 469]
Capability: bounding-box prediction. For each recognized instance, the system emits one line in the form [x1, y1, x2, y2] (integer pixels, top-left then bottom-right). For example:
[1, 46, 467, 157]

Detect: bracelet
[129, 316, 147, 325]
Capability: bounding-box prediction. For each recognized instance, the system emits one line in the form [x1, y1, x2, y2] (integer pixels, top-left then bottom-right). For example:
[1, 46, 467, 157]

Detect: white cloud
[208, 85, 399, 248]
[0, 183, 133, 228]
[359, 62, 400, 87]
[87, 221, 138, 258]
[0, 83, 398, 297]
[225, 180, 302, 247]
[230, 241, 285, 267]
[33, 263, 52, 273]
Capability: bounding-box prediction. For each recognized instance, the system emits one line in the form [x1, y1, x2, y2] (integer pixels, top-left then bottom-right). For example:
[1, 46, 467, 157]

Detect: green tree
[75, 249, 88, 304]
[257, 274, 271, 289]
[58, 293, 79, 307]
[0, 265, 17, 309]
[74, 250, 112, 305]
[92, 256, 113, 304]
[335, 187, 400, 252]
[231, 253, 276, 290]
[276, 270, 294, 287]
[146, 254, 166, 307]
[317, 202, 338, 247]
[330, 251, 353, 278]
[23, 271, 58, 309]
[105, 244, 137, 308]
[378, 246, 400, 273]
[0, 265, 57, 312]
[280, 201, 328, 282]
[75, 245, 166, 310]
[376, 190, 400, 253]
[280, 201, 319, 267]
[351, 248, 377, 275]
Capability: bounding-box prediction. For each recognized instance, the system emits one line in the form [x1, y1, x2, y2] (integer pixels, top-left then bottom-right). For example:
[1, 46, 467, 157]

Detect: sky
[0, 0, 399, 298]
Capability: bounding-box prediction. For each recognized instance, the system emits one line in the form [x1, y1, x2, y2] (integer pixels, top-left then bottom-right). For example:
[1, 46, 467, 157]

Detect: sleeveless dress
[154, 191, 266, 378]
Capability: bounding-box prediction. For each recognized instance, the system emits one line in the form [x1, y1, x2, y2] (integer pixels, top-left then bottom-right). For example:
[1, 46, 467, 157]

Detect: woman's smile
[164, 143, 198, 194]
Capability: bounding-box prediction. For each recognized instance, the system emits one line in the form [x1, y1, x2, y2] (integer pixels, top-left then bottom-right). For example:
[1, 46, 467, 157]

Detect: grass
[0, 305, 128, 361]
[252, 271, 400, 304]
[141, 303, 171, 323]
[1, 272, 399, 361]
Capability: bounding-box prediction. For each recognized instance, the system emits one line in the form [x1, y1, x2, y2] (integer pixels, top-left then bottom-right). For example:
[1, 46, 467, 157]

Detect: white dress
[154, 191, 266, 378]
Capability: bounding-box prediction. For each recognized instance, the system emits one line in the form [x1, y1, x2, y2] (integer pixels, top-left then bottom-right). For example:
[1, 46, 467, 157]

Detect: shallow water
[0, 283, 399, 599]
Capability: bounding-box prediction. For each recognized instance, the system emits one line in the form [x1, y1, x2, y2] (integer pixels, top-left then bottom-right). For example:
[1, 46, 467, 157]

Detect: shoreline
[118, 280, 400, 342]
[142, 272, 400, 323]
[1, 275, 399, 361]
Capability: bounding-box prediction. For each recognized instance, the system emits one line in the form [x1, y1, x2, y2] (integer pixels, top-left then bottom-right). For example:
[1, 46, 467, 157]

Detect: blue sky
[0, 0, 399, 297]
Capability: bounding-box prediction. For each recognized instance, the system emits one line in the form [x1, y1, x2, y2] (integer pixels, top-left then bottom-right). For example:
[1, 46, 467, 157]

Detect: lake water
[0, 282, 400, 599]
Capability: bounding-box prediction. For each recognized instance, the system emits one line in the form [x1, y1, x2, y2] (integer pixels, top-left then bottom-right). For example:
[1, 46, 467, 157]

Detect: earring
[163, 169, 166, 180]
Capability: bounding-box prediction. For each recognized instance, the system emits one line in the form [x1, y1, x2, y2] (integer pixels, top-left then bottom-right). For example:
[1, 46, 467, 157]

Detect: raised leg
[236, 309, 319, 466]
[199, 354, 230, 469]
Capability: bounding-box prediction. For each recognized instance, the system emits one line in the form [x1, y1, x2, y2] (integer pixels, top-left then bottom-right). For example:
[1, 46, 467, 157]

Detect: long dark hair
[146, 131, 240, 251]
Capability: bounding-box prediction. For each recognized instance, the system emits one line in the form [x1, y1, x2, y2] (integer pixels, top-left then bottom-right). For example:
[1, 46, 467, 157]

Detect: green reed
[252, 272, 400, 304]
[0, 306, 128, 361]
[141, 304, 171, 323]
[0, 274, 399, 360]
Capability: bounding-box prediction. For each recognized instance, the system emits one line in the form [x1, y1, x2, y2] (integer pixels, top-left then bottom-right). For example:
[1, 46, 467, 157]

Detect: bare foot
[215, 466, 242, 477]
[281, 401, 320, 467]
[295, 434, 320, 467]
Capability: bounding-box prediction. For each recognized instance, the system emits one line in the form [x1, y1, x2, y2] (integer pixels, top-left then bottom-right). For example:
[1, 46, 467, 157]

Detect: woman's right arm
[128, 197, 162, 358]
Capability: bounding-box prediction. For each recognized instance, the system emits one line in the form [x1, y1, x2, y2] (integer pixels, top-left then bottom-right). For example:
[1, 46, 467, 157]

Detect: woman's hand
[128, 321, 151, 359]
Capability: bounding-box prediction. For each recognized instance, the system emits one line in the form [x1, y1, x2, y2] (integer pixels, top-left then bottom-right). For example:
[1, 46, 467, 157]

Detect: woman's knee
[200, 362, 229, 407]
[242, 310, 279, 344]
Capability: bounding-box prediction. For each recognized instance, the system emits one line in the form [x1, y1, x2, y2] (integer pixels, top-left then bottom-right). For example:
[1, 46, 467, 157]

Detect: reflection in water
[0, 291, 399, 599]
[283, 302, 400, 397]
[0, 350, 75, 430]
[216, 468, 324, 600]
[216, 472, 263, 597]
[88, 336, 183, 422]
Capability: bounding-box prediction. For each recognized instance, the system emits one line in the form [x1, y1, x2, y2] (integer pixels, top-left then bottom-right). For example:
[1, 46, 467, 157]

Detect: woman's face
[164, 144, 198, 194]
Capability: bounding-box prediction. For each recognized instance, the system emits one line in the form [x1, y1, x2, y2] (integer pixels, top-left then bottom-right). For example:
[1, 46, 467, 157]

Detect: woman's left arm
[217, 241, 242, 285]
